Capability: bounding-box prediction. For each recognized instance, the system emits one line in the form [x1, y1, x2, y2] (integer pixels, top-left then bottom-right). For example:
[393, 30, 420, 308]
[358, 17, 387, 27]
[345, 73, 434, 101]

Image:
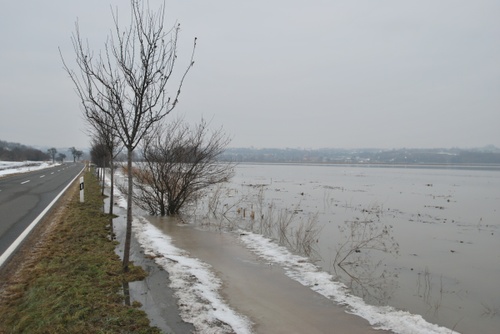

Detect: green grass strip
[0, 171, 161, 334]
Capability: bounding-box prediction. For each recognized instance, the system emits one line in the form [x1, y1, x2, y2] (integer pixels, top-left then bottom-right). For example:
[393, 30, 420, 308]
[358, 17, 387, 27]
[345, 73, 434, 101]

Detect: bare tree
[76, 150, 83, 161]
[90, 139, 109, 170]
[69, 147, 77, 162]
[69, 147, 84, 162]
[57, 153, 66, 163]
[90, 137, 109, 195]
[131, 118, 234, 216]
[61, 0, 195, 271]
[88, 110, 122, 214]
[47, 148, 57, 163]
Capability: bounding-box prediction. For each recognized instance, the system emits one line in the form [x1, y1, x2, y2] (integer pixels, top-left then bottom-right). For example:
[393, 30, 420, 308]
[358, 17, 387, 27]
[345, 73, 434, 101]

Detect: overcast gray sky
[1, 1, 499, 150]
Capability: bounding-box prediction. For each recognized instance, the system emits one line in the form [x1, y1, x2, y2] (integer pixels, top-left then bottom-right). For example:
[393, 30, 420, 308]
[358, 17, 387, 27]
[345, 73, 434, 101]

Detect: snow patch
[110, 176, 253, 334]
[108, 168, 459, 334]
[238, 231, 460, 334]
[133, 219, 253, 334]
[0, 161, 59, 177]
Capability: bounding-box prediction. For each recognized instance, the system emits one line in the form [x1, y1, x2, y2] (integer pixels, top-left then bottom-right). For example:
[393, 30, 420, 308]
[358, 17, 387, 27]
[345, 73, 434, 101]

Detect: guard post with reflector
[79, 176, 84, 203]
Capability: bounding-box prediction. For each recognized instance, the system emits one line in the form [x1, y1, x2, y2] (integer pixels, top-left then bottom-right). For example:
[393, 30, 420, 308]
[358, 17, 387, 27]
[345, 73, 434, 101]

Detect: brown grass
[0, 170, 160, 334]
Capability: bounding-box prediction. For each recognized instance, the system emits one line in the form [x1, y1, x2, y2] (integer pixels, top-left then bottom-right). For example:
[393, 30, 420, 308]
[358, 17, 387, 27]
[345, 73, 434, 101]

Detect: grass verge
[0, 171, 160, 334]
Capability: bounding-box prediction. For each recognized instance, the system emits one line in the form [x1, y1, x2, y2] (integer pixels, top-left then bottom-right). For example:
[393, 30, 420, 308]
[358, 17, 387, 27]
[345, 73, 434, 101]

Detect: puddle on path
[109, 200, 195, 334]
[147, 215, 391, 334]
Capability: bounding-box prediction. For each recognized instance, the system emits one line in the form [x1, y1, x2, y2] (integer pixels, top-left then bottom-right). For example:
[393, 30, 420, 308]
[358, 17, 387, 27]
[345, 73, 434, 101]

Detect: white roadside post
[79, 176, 84, 203]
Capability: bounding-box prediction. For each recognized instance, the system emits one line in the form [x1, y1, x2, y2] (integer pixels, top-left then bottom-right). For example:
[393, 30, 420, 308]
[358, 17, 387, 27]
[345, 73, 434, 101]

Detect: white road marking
[0, 166, 86, 268]
[21, 180, 30, 185]
[51, 172, 54, 175]
[40, 175, 46, 178]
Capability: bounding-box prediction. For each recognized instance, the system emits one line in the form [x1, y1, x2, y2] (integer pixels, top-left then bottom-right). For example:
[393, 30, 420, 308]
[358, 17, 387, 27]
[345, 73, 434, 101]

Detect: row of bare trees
[69, 147, 84, 162]
[47, 147, 82, 163]
[62, 1, 232, 271]
[61, 0, 195, 271]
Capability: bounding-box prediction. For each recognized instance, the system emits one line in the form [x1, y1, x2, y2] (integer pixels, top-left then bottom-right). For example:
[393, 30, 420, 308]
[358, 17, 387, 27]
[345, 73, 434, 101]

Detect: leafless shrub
[131, 118, 234, 216]
[250, 199, 321, 258]
[193, 183, 323, 259]
[207, 183, 225, 218]
[276, 208, 294, 246]
[332, 206, 400, 304]
[204, 184, 245, 230]
[257, 203, 275, 237]
[291, 213, 322, 257]
[334, 217, 399, 268]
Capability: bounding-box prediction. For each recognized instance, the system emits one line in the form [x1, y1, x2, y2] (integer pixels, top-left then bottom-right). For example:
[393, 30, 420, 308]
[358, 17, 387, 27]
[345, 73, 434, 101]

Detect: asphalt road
[0, 162, 84, 261]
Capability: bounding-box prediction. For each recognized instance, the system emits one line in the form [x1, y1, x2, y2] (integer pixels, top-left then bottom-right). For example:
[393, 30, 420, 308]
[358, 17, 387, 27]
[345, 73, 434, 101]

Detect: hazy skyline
[1, 1, 499, 150]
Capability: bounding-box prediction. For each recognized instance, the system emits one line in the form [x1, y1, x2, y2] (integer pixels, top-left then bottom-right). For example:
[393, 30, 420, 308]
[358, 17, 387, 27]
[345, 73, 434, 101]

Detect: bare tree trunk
[123, 147, 133, 271]
[160, 193, 166, 216]
[108, 157, 115, 238]
[101, 165, 105, 195]
[62, 1, 196, 273]
[109, 159, 114, 216]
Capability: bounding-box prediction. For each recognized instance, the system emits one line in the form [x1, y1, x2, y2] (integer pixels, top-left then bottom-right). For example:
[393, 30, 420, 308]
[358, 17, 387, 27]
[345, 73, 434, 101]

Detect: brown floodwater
[186, 163, 500, 334]
[148, 215, 392, 334]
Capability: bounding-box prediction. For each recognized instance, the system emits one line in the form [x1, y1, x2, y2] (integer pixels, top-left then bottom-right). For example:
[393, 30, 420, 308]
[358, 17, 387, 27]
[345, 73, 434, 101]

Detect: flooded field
[186, 163, 500, 334]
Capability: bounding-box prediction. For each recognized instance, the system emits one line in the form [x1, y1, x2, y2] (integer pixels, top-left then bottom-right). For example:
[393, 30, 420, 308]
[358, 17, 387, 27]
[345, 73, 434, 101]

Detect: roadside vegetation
[62, 0, 196, 271]
[127, 118, 234, 216]
[0, 171, 160, 334]
[0, 139, 49, 161]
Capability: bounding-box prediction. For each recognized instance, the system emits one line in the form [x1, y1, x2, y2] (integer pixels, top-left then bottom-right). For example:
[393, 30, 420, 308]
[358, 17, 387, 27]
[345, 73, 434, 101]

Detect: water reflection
[413, 267, 466, 324]
[481, 302, 500, 318]
[335, 258, 399, 306]
[332, 208, 400, 305]
[102, 193, 115, 241]
[172, 163, 500, 333]
[123, 280, 131, 306]
[192, 183, 324, 261]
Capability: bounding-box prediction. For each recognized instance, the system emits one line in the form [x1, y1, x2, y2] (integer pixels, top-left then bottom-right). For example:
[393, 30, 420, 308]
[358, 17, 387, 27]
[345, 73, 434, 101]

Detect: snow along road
[0, 163, 84, 267]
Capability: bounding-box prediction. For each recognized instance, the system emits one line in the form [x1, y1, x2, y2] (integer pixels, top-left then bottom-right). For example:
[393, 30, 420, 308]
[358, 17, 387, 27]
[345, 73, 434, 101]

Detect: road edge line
[0, 165, 86, 268]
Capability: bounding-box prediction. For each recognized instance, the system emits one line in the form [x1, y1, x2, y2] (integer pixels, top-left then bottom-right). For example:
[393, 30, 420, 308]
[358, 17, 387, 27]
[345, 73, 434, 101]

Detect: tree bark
[109, 159, 114, 216]
[123, 147, 133, 271]
[101, 165, 105, 196]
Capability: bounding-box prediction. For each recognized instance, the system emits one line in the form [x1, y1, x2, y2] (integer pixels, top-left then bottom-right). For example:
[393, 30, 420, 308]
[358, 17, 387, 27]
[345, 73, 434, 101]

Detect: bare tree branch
[60, 0, 195, 271]
[131, 118, 234, 216]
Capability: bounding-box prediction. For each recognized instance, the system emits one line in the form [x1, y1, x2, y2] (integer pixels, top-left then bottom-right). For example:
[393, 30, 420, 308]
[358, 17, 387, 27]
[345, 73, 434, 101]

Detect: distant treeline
[220, 147, 500, 165]
[0, 139, 49, 161]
